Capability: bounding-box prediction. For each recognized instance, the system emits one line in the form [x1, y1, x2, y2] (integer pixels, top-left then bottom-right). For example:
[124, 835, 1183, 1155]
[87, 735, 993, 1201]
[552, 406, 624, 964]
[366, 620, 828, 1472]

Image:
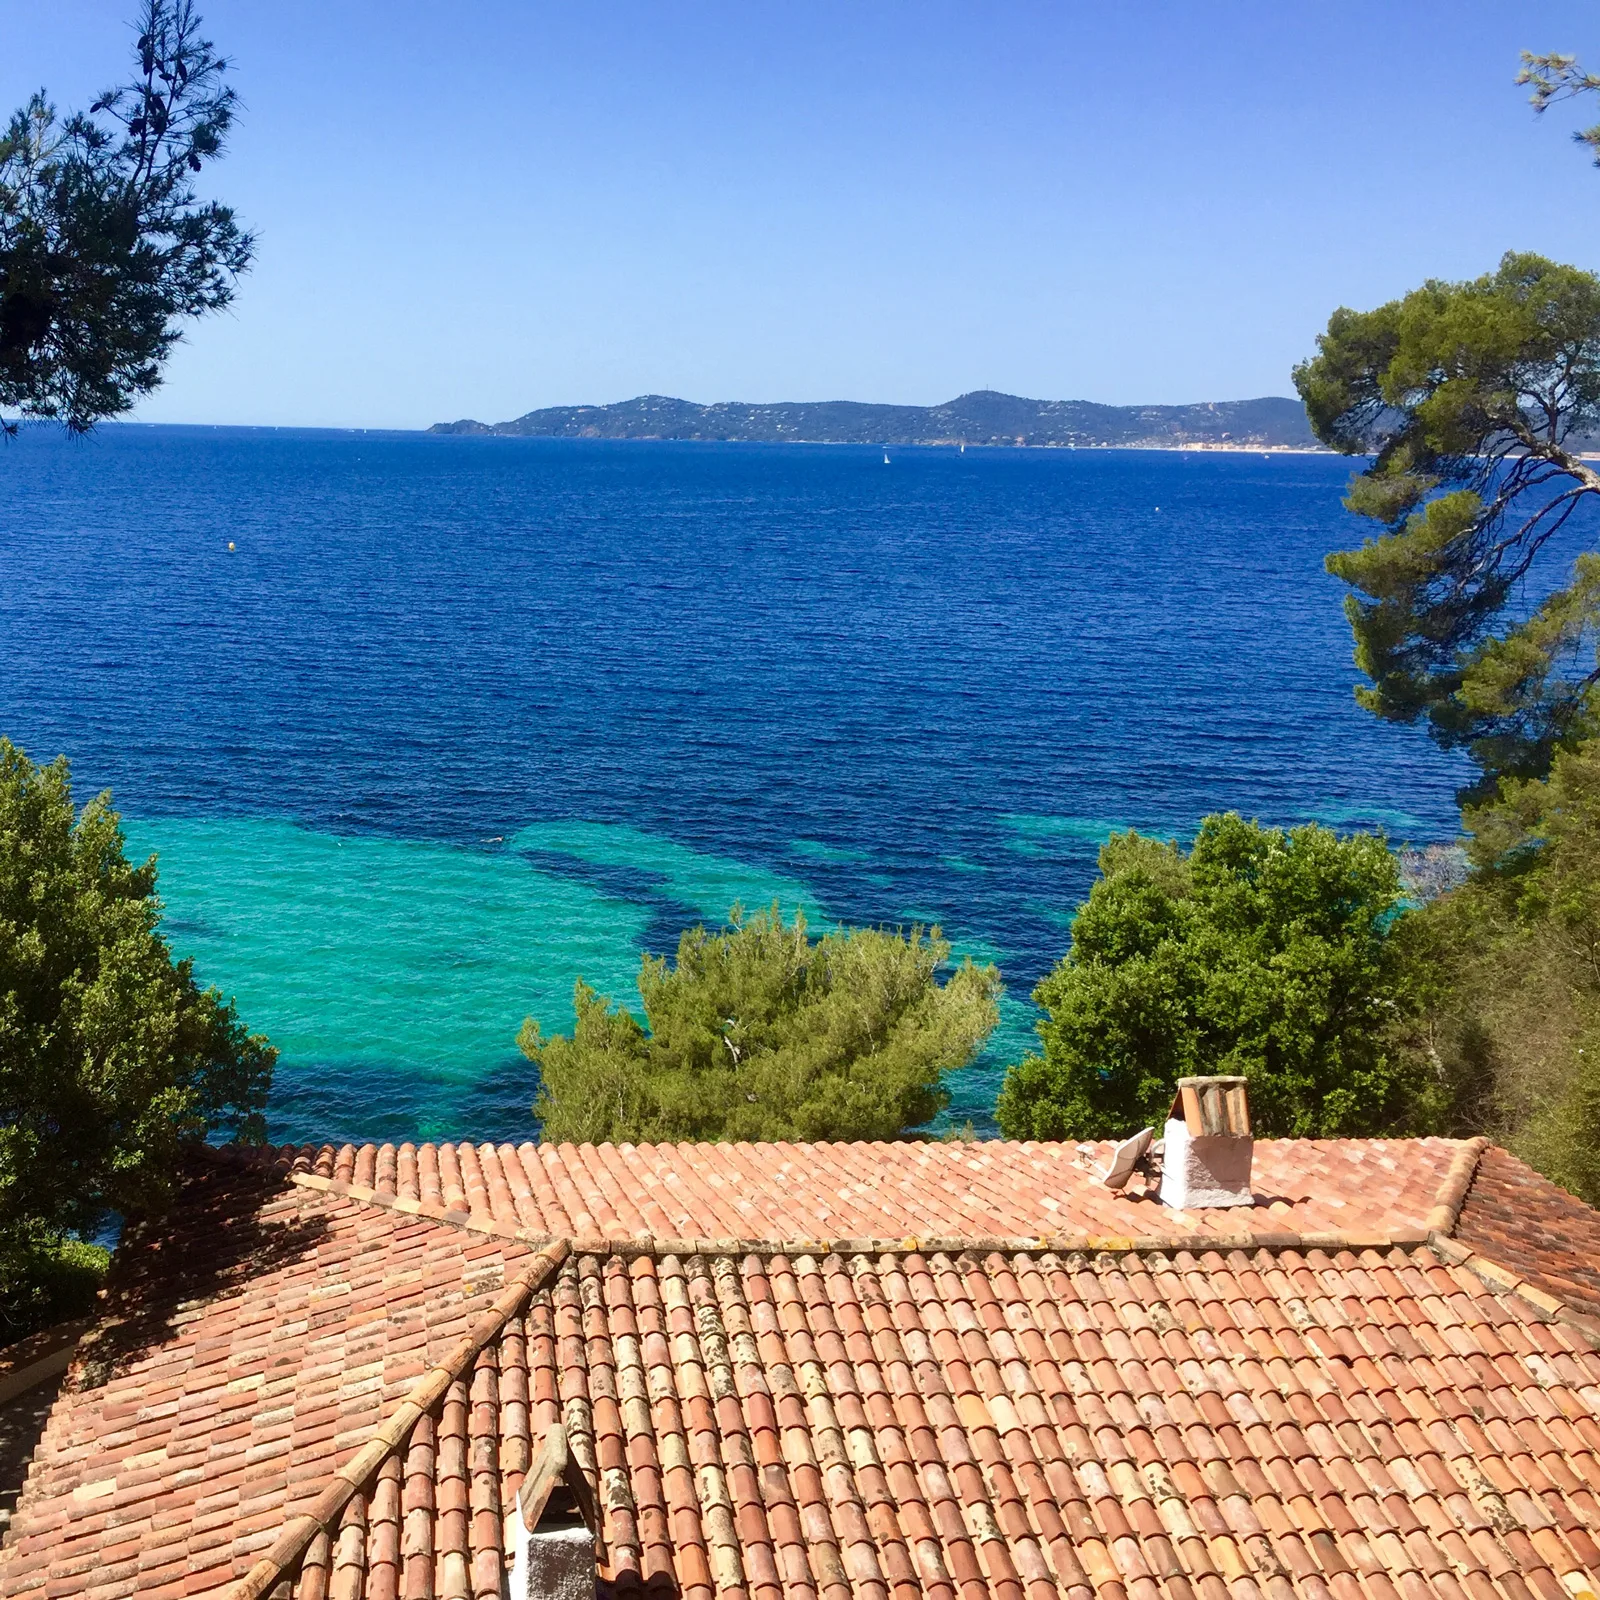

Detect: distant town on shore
[430, 389, 1323, 450]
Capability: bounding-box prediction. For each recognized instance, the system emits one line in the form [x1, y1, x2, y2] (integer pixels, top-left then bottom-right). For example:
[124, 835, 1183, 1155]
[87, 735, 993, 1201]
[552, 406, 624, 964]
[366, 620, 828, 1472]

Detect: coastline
[429, 389, 1323, 450]
[431, 432, 1331, 452]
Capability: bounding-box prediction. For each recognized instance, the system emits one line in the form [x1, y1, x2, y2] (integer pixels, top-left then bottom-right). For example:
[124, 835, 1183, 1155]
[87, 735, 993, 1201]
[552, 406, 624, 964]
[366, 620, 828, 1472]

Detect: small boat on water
[883, 449, 891, 464]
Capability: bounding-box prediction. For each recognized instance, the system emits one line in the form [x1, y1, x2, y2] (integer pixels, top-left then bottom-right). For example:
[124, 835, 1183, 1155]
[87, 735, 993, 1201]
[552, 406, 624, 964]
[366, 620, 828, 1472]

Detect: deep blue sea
[0, 426, 1472, 1142]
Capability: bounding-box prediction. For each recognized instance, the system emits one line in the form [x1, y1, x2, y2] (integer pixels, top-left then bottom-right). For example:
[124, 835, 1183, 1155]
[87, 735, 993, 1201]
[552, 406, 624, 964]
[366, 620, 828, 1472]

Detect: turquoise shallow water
[122, 818, 651, 1138]
[1, 426, 1519, 1141]
[121, 814, 1033, 1137]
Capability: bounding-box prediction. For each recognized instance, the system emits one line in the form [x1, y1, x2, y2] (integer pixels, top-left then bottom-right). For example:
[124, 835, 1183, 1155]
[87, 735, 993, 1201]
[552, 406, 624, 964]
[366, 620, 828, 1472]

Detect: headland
[430, 389, 1323, 450]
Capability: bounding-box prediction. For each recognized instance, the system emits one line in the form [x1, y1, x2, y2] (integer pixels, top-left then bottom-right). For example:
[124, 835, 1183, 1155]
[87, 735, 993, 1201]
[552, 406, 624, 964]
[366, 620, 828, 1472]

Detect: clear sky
[7, 2, 1600, 428]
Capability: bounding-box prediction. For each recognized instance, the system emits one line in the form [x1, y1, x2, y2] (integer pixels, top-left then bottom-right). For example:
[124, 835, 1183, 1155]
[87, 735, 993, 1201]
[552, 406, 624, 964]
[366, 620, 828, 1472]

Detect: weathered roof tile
[5, 1137, 1600, 1600]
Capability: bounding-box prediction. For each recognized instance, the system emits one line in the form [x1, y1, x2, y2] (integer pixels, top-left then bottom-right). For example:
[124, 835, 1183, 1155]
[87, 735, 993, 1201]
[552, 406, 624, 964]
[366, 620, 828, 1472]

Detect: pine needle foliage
[1293, 253, 1600, 802]
[522, 905, 1000, 1145]
[1, 0, 252, 436]
[1519, 51, 1600, 167]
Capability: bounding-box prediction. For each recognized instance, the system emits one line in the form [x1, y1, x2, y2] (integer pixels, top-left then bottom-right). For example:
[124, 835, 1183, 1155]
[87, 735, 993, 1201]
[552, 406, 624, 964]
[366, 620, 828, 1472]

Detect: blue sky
[7, 2, 1600, 427]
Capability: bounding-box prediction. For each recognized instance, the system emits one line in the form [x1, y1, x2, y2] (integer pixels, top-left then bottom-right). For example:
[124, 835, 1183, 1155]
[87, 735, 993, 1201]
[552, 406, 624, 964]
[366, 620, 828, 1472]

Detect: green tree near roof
[522, 905, 1000, 1145]
[1293, 252, 1600, 803]
[0, 739, 274, 1334]
[1, 0, 252, 438]
[1401, 741, 1600, 1206]
[995, 816, 1438, 1142]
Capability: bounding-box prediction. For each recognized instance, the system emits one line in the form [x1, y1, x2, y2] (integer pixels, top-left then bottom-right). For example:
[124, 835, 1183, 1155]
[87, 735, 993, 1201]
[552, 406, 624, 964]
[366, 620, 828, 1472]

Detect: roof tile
[6, 1137, 1600, 1600]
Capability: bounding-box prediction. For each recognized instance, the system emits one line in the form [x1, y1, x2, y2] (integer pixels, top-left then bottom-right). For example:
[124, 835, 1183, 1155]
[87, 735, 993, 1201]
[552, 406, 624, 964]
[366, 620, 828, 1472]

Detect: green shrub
[0, 738, 274, 1323]
[1403, 740, 1600, 1203]
[0, 1236, 110, 1346]
[996, 814, 1439, 1141]
[522, 905, 1000, 1145]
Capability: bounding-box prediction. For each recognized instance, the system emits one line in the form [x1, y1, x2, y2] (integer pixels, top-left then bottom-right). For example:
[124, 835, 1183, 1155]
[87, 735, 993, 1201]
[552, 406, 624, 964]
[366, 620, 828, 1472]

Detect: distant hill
[429, 390, 1321, 449]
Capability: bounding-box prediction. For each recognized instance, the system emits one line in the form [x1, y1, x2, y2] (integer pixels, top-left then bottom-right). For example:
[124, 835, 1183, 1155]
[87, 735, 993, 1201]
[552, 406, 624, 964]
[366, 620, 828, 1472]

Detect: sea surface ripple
[0, 427, 1473, 1139]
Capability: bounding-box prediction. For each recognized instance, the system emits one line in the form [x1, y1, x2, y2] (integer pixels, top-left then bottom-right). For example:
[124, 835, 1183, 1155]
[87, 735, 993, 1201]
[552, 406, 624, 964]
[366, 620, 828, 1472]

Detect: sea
[0, 425, 1475, 1143]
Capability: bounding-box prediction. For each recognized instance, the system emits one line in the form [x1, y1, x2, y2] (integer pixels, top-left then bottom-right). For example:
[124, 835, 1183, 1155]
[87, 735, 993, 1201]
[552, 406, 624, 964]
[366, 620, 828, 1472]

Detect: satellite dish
[1099, 1126, 1155, 1189]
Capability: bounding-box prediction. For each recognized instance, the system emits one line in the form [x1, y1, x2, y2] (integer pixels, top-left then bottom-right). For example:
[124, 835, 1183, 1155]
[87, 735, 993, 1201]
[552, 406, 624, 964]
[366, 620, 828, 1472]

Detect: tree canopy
[1293, 252, 1600, 800]
[1398, 741, 1600, 1206]
[522, 905, 1000, 1145]
[995, 815, 1437, 1143]
[0, 738, 274, 1327]
[0, 0, 251, 437]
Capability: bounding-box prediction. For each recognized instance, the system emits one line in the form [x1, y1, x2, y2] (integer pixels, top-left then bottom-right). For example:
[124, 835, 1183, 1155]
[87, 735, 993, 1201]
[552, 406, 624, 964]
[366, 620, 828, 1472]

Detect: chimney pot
[1159, 1075, 1253, 1208]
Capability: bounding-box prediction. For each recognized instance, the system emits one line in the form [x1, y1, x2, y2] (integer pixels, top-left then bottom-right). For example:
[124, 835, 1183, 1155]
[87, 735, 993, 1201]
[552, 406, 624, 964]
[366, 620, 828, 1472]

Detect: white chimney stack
[1159, 1075, 1253, 1208]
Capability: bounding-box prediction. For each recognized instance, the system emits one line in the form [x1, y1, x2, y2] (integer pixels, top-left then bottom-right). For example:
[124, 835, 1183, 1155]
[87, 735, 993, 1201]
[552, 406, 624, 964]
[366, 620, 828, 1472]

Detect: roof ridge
[1426, 1135, 1490, 1233]
[287, 1159, 1430, 1255]
[207, 1134, 1490, 1254]
[223, 1237, 570, 1600]
[1430, 1229, 1600, 1349]
[234, 1132, 1468, 1156]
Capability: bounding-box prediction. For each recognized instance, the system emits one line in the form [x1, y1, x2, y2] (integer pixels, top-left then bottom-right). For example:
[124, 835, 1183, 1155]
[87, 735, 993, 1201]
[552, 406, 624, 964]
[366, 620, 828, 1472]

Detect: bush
[0, 1237, 110, 1346]
[522, 905, 1000, 1144]
[1403, 740, 1600, 1203]
[0, 738, 274, 1319]
[995, 814, 1439, 1141]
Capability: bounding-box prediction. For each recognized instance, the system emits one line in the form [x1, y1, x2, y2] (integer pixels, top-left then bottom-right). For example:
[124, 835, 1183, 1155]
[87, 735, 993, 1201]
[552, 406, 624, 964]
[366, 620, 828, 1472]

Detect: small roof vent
[1159, 1075, 1254, 1208]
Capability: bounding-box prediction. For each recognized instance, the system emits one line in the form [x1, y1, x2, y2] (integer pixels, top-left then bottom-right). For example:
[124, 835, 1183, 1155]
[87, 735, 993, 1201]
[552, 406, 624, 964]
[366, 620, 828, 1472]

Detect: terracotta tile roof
[0, 1318, 92, 1536]
[237, 1136, 1483, 1253]
[566, 1239, 1600, 1600]
[3, 1135, 1599, 1600]
[1454, 1146, 1600, 1324]
[0, 1161, 550, 1600]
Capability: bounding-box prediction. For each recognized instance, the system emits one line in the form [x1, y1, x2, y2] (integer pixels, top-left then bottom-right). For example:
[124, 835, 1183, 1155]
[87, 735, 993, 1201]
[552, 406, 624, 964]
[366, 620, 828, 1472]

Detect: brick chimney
[1159, 1075, 1253, 1208]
